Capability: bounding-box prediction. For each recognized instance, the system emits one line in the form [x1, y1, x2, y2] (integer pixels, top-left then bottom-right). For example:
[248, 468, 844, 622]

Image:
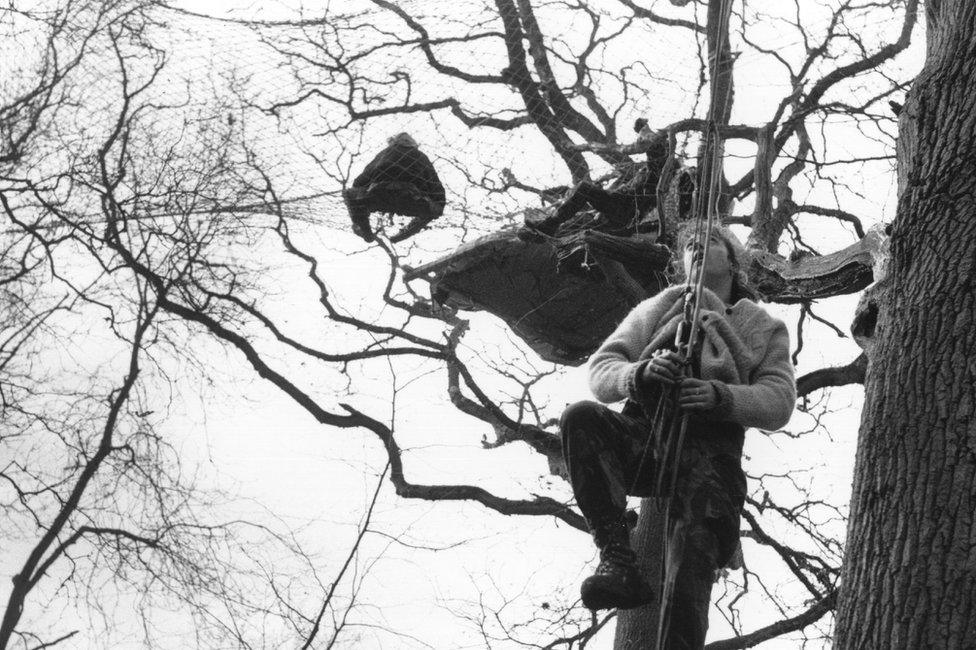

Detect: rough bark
[834, 2, 976, 647]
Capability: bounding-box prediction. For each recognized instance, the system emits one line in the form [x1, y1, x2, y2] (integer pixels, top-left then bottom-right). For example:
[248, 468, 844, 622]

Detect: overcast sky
[2, 1, 926, 647]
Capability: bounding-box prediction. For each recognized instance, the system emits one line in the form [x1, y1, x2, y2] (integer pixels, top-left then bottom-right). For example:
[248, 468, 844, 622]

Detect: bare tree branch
[797, 353, 867, 398]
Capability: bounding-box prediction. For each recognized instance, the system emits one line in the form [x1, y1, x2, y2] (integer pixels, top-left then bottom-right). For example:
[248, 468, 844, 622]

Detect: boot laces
[596, 542, 637, 576]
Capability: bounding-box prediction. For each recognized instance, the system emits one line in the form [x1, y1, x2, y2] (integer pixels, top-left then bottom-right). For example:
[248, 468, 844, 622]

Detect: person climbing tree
[343, 132, 446, 243]
[560, 227, 795, 648]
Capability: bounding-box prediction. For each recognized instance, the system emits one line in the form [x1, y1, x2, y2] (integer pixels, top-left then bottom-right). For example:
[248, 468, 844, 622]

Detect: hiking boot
[580, 521, 655, 611]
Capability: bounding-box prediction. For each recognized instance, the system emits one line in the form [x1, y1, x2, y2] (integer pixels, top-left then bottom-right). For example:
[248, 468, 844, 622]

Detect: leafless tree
[2, 0, 939, 647]
[1, 4, 399, 648]
[203, 1, 915, 646]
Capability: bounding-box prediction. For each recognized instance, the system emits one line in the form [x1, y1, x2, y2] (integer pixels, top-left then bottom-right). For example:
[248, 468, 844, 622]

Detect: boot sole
[581, 581, 655, 611]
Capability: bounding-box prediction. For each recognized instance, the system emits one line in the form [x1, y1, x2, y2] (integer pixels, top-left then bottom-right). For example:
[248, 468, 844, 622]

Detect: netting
[1, 0, 921, 363]
[7, 0, 916, 406]
[4, 2, 919, 244]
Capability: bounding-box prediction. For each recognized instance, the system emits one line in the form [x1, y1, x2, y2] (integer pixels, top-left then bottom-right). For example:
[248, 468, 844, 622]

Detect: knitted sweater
[588, 286, 796, 430]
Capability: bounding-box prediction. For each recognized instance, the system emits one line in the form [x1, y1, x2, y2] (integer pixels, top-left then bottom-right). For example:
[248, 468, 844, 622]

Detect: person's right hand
[640, 350, 683, 386]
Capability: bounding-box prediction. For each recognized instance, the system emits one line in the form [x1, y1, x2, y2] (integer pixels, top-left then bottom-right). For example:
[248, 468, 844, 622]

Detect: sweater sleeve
[710, 320, 796, 429]
[588, 292, 674, 403]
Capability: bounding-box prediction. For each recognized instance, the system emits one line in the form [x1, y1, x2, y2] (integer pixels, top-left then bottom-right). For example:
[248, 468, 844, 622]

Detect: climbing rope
[624, 0, 734, 646]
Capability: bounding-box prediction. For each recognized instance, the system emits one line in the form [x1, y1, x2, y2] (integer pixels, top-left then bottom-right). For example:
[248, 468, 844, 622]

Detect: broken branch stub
[747, 228, 886, 303]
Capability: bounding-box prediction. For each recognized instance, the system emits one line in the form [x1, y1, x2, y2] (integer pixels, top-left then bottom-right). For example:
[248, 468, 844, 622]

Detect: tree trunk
[615, 500, 668, 649]
[834, 3, 976, 648]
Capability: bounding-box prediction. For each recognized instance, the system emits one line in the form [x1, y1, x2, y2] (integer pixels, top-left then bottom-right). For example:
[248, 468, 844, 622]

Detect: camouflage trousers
[561, 400, 746, 649]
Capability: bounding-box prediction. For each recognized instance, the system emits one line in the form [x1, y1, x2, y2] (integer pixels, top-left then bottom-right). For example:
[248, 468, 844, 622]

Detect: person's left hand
[678, 378, 718, 411]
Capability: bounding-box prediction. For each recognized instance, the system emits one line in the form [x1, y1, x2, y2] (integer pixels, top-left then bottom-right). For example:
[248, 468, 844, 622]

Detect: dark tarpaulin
[406, 224, 671, 365]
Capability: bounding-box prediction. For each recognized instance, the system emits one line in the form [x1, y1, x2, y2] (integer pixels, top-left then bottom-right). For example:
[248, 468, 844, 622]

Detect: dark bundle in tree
[343, 132, 446, 243]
